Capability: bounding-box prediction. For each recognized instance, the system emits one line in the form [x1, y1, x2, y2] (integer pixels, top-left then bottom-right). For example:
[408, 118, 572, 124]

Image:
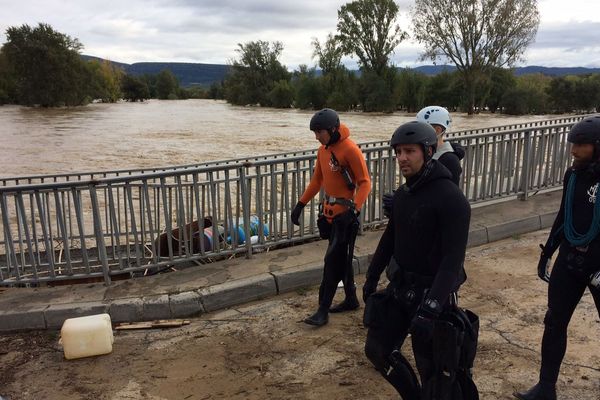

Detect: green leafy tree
[312, 33, 345, 78]
[326, 70, 359, 111]
[412, 0, 540, 114]
[156, 69, 179, 99]
[85, 60, 123, 103]
[224, 40, 290, 106]
[336, 0, 407, 76]
[2, 23, 90, 106]
[268, 80, 295, 108]
[546, 76, 575, 113]
[424, 70, 462, 110]
[293, 66, 327, 110]
[395, 69, 428, 112]
[486, 67, 517, 113]
[121, 74, 150, 102]
[208, 82, 225, 99]
[503, 73, 550, 114]
[0, 48, 16, 104]
[358, 67, 397, 112]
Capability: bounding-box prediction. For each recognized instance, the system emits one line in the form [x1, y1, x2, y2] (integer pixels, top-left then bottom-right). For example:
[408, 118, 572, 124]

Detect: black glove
[409, 299, 442, 343]
[382, 192, 394, 218]
[290, 201, 305, 226]
[362, 278, 378, 303]
[537, 244, 551, 283]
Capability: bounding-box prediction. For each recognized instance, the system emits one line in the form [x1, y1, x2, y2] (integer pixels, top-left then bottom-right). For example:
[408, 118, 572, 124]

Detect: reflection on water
[0, 99, 561, 178]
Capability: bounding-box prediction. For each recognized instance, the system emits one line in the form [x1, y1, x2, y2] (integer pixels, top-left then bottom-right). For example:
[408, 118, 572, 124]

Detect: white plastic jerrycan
[60, 313, 114, 360]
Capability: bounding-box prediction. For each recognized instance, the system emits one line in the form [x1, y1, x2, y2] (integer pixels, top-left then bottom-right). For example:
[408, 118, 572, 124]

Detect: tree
[312, 33, 344, 76]
[292, 66, 327, 110]
[412, 0, 540, 114]
[336, 0, 407, 77]
[121, 74, 150, 102]
[2, 23, 89, 106]
[224, 40, 290, 106]
[395, 69, 428, 112]
[486, 67, 517, 113]
[268, 80, 295, 108]
[86, 60, 123, 103]
[156, 69, 179, 99]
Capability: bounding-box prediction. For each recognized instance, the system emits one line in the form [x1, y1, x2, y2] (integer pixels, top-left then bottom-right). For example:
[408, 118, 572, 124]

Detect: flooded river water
[1, 99, 560, 178]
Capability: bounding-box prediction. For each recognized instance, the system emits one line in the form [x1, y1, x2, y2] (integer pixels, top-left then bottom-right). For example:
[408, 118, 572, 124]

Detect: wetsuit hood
[325, 123, 350, 148]
[433, 141, 465, 161]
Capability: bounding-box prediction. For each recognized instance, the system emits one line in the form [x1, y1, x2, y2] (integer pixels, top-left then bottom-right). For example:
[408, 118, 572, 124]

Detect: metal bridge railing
[0, 115, 587, 286]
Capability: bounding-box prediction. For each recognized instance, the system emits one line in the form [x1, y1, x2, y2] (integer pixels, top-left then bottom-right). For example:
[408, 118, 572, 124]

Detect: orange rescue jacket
[300, 123, 371, 219]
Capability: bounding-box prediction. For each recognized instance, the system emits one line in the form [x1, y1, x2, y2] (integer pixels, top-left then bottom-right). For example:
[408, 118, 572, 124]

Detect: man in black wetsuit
[363, 121, 471, 399]
[514, 116, 600, 400]
[382, 106, 464, 217]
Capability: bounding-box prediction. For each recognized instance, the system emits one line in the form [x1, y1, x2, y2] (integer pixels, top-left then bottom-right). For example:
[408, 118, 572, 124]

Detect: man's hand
[537, 244, 551, 282]
[382, 192, 394, 218]
[409, 299, 442, 342]
[362, 278, 378, 303]
[290, 202, 305, 226]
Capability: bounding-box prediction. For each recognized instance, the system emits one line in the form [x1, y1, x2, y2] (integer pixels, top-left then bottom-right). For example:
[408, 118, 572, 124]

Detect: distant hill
[81, 55, 230, 87]
[81, 55, 600, 88]
[126, 62, 230, 87]
[411, 64, 600, 76]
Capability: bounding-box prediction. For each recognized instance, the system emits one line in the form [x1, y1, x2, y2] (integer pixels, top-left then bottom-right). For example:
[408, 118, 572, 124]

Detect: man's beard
[572, 157, 592, 169]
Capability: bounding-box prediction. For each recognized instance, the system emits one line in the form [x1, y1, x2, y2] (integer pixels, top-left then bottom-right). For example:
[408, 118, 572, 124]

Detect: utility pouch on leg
[317, 203, 331, 240]
[363, 290, 391, 328]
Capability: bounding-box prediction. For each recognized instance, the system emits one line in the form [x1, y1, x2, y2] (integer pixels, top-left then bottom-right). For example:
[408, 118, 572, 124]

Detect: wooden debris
[115, 319, 190, 330]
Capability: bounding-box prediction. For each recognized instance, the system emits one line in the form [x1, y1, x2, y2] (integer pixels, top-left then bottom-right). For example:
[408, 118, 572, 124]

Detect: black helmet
[390, 121, 438, 156]
[310, 108, 340, 132]
[568, 115, 600, 144]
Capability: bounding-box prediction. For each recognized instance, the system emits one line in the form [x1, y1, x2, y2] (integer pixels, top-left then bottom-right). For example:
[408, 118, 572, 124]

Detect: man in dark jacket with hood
[363, 121, 472, 399]
[383, 106, 464, 217]
[514, 116, 600, 400]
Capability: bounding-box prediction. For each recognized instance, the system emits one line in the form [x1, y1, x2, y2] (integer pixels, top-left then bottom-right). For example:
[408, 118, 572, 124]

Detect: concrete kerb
[169, 291, 205, 318]
[0, 307, 47, 332]
[44, 302, 108, 329]
[109, 297, 144, 323]
[197, 273, 277, 313]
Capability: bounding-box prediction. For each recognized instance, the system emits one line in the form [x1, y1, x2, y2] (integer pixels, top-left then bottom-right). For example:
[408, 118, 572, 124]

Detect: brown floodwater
[0, 99, 559, 178]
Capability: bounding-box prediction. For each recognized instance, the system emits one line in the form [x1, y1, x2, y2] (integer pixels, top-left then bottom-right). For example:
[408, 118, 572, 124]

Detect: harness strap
[324, 194, 355, 209]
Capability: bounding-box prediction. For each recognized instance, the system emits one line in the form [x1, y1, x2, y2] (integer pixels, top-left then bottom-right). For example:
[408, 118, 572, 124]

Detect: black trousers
[540, 258, 600, 384]
[318, 212, 358, 308]
[364, 284, 433, 399]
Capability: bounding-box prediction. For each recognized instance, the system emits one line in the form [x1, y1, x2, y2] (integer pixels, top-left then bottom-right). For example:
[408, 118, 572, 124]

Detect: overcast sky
[1, 0, 600, 69]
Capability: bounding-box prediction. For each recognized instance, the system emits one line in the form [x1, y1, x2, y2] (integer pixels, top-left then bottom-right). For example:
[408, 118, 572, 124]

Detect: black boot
[329, 293, 360, 313]
[514, 382, 556, 400]
[304, 306, 329, 326]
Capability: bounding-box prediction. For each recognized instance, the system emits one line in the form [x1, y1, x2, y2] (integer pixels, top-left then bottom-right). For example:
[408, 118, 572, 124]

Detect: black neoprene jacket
[366, 160, 471, 307]
[544, 167, 600, 266]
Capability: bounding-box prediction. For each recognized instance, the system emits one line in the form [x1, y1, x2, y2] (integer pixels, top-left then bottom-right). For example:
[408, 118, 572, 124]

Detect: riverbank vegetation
[1, 0, 599, 115]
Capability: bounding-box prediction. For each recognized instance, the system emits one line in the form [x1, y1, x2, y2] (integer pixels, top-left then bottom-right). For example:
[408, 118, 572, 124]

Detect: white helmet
[416, 106, 452, 131]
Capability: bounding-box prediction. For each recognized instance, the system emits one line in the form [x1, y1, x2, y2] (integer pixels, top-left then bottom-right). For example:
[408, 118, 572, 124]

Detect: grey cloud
[534, 21, 600, 48]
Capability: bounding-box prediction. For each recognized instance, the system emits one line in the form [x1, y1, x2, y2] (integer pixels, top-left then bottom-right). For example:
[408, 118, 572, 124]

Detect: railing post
[89, 184, 111, 285]
[241, 163, 253, 259]
[519, 130, 532, 201]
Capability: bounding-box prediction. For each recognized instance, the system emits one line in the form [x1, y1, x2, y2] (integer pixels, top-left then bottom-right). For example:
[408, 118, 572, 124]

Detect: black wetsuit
[434, 142, 465, 186]
[538, 166, 600, 385]
[364, 160, 471, 398]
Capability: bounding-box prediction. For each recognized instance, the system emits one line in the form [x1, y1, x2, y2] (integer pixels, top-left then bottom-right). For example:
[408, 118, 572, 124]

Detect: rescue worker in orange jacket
[291, 108, 371, 326]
